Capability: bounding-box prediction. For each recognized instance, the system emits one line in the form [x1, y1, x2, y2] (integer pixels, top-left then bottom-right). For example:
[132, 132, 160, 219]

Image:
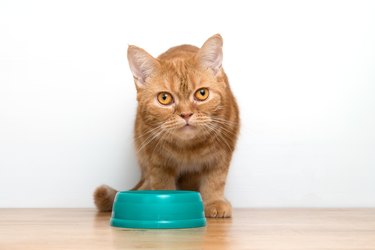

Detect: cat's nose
[180, 112, 193, 122]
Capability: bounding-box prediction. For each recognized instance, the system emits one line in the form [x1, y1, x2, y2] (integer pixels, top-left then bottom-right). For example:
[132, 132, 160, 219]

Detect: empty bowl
[110, 190, 206, 229]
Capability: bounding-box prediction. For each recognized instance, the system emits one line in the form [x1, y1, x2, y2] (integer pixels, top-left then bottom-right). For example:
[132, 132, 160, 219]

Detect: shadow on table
[94, 211, 232, 249]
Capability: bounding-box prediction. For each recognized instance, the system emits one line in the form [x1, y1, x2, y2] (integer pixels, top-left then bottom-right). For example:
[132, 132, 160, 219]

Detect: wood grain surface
[1, 208, 375, 249]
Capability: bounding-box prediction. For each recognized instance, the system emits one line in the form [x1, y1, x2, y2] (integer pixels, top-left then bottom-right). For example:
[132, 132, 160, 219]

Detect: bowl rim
[118, 190, 199, 195]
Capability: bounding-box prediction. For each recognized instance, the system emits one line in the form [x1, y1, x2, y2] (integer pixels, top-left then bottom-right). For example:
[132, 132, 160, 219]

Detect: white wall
[1, 0, 375, 208]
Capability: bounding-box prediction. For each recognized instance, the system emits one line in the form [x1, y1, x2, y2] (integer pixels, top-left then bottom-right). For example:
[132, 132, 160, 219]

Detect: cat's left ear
[196, 34, 223, 74]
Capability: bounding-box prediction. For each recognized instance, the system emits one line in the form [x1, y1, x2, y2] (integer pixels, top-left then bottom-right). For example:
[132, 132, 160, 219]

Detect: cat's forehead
[159, 62, 199, 97]
[162, 72, 196, 98]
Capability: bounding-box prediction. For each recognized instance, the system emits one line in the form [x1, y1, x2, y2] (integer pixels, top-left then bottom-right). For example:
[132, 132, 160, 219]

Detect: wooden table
[1, 208, 375, 249]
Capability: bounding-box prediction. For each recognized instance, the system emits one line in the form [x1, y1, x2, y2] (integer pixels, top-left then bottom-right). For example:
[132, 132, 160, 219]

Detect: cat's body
[94, 35, 239, 218]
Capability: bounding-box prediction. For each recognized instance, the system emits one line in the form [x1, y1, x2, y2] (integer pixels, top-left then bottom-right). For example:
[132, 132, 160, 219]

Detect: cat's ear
[127, 45, 160, 87]
[196, 34, 223, 74]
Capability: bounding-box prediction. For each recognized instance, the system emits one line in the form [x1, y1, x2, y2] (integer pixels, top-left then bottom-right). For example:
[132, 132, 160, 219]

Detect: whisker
[195, 119, 237, 136]
[211, 117, 239, 125]
[151, 129, 168, 155]
[134, 125, 163, 140]
[137, 128, 163, 153]
[204, 123, 233, 152]
[208, 127, 232, 152]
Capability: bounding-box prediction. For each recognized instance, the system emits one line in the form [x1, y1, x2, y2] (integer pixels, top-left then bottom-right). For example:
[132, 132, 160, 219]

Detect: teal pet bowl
[110, 190, 206, 229]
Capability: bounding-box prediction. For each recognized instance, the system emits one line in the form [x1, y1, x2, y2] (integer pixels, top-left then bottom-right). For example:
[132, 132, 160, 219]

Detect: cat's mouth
[180, 123, 195, 130]
[177, 124, 197, 138]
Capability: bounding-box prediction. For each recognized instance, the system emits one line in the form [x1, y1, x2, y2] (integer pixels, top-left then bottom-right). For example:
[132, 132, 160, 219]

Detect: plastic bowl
[110, 190, 206, 229]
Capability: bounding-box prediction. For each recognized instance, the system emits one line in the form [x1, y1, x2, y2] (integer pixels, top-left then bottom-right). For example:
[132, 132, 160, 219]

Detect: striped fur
[94, 35, 240, 218]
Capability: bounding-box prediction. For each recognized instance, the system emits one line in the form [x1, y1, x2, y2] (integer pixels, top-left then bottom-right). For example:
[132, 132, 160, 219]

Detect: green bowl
[110, 190, 206, 229]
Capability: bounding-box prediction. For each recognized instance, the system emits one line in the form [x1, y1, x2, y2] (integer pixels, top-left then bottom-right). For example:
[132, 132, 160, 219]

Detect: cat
[94, 34, 240, 218]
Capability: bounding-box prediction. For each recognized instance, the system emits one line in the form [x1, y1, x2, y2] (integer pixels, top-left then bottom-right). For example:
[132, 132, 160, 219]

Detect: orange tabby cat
[94, 34, 239, 218]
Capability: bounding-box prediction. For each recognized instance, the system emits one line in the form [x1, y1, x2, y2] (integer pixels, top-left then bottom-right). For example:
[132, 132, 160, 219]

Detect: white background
[1, 0, 375, 208]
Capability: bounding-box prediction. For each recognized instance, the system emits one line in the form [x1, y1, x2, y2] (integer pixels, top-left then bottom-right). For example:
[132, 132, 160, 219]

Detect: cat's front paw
[204, 200, 232, 218]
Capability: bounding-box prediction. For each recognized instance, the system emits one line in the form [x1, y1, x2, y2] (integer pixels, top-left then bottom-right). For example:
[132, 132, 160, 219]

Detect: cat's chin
[175, 125, 198, 140]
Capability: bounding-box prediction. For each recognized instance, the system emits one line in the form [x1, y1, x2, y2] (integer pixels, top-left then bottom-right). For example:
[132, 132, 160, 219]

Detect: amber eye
[194, 88, 209, 101]
[157, 92, 173, 105]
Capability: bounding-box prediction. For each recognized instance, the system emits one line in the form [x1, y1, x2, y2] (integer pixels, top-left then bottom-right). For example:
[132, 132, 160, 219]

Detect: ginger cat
[94, 34, 239, 218]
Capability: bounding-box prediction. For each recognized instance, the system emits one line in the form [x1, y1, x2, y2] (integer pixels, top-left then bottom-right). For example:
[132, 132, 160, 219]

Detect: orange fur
[94, 34, 240, 218]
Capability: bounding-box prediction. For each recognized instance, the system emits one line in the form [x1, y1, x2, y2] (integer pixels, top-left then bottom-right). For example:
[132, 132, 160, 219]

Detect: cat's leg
[200, 164, 232, 218]
[149, 165, 177, 190]
[130, 178, 152, 190]
[177, 171, 201, 191]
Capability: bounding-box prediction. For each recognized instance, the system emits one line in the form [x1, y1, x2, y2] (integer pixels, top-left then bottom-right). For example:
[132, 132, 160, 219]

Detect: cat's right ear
[127, 45, 160, 88]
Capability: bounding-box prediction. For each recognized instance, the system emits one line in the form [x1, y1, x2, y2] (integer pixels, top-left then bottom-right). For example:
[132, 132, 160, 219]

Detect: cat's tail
[93, 179, 145, 212]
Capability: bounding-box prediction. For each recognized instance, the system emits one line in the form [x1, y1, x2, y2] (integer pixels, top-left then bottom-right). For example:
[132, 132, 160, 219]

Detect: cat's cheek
[144, 103, 174, 123]
[194, 97, 221, 113]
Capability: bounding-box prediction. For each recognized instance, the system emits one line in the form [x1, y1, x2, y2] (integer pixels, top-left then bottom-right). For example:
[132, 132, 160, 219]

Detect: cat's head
[127, 34, 231, 141]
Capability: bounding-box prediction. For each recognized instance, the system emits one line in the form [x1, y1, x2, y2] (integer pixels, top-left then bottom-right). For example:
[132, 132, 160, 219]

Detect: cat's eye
[194, 88, 209, 101]
[157, 92, 173, 105]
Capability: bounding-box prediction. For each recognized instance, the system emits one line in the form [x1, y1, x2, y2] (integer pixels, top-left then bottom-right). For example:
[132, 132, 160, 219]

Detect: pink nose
[180, 112, 193, 122]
